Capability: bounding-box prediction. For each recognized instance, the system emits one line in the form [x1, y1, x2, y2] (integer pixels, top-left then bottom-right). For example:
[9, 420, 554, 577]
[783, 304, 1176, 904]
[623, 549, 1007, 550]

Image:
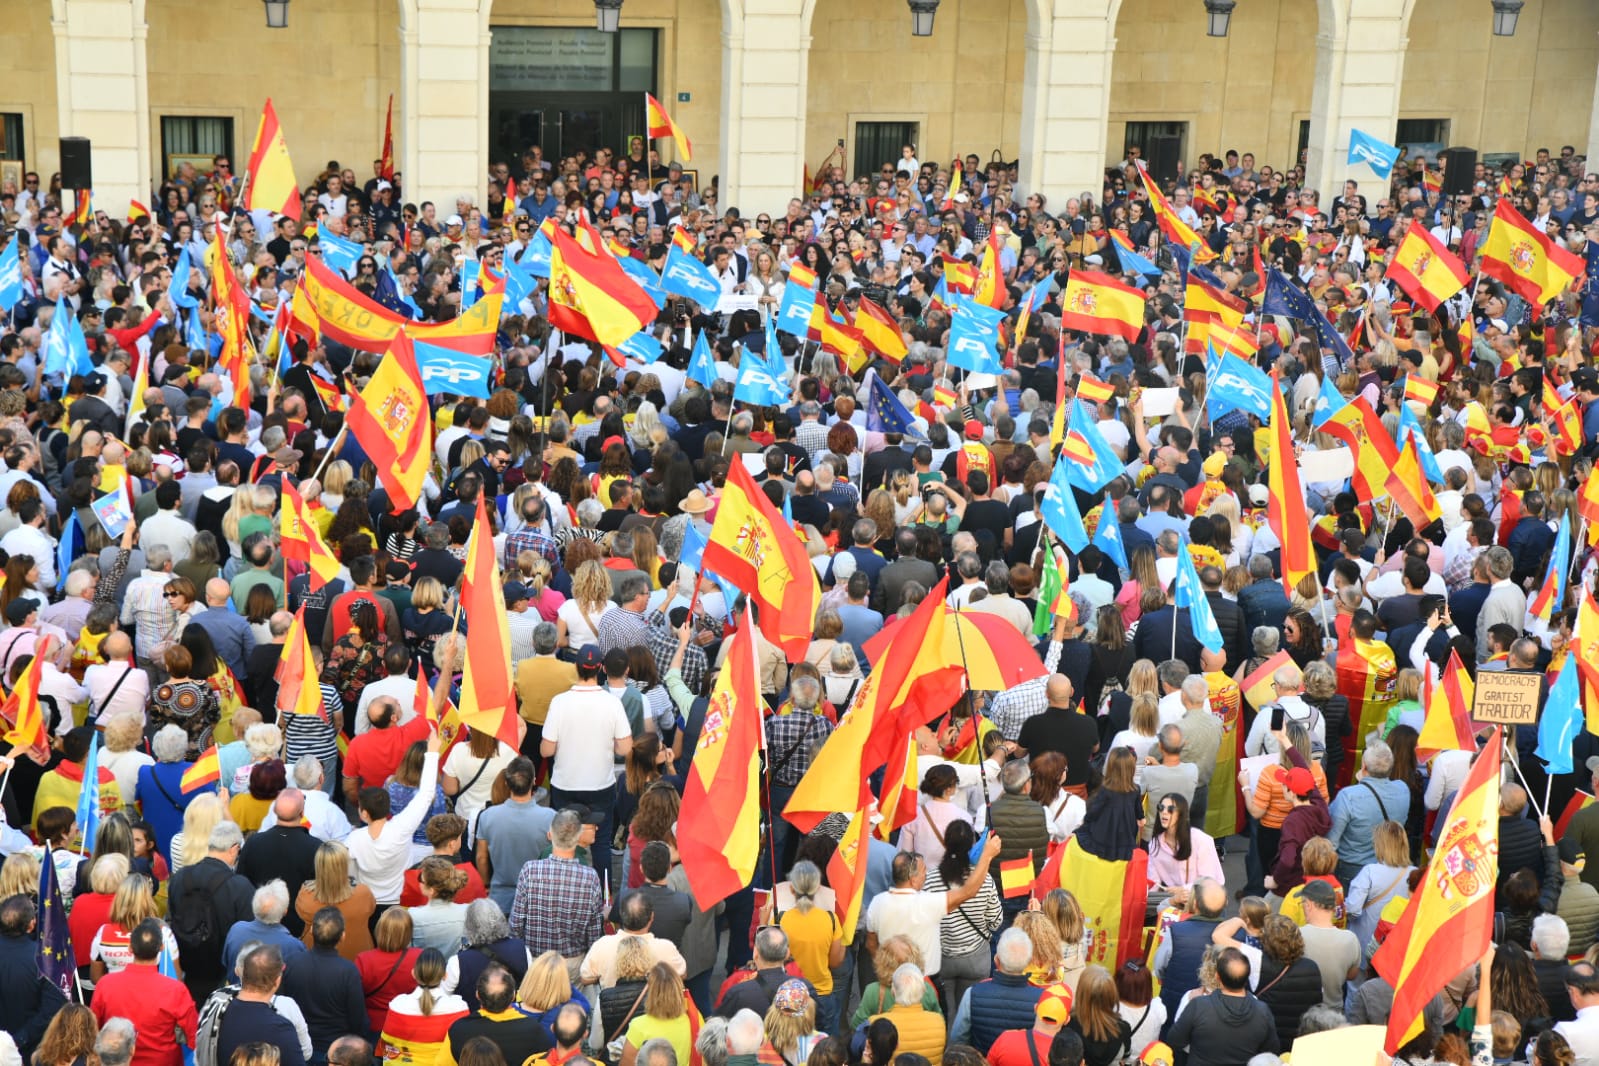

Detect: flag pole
[949, 605, 993, 828]
[1502, 726, 1546, 820]
[309, 424, 348, 483]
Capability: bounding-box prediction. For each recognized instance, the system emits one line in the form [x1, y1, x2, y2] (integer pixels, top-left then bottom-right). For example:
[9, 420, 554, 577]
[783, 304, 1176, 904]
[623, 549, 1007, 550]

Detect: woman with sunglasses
[1147, 793, 1222, 910]
[353, 257, 379, 296]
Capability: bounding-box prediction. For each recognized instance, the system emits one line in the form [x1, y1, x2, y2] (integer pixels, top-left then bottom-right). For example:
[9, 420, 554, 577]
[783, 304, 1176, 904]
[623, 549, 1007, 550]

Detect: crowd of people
[0, 131, 1595, 1066]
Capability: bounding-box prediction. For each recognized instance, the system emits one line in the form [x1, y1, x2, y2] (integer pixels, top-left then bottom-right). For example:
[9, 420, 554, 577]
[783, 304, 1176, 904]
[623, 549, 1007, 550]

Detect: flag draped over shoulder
[1035, 838, 1149, 970]
[243, 98, 300, 219]
[701, 462, 821, 659]
[1373, 738, 1500, 1054]
[346, 330, 431, 512]
[679, 606, 763, 909]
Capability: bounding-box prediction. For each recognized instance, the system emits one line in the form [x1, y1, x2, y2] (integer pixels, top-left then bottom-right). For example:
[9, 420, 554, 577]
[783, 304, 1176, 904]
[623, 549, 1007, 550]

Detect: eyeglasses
[163, 591, 182, 599]
[1158, 803, 1177, 813]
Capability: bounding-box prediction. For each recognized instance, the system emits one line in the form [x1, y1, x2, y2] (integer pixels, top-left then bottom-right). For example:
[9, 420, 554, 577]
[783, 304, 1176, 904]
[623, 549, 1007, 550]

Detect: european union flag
[686, 330, 717, 389]
[1091, 497, 1128, 569]
[37, 845, 76, 999]
[1040, 455, 1089, 553]
[1174, 540, 1224, 653]
[864, 370, 919, 436]
[1263, 268, 1349, 379]
[375, 262, 423, 319]
[0, 234, 24, 313]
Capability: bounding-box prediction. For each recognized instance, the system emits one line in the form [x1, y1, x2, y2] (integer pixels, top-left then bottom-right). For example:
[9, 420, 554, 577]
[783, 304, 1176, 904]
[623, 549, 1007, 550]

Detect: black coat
[1257, 956, 1324, 1043]
[1205, 591, 1248, 675]
[1132, 607, 1203, 674]
[280, 946, 369, 1054]
[237, 826, 322, 936]
[0, 933, 66, 1059]
[168, 857, 255, 983]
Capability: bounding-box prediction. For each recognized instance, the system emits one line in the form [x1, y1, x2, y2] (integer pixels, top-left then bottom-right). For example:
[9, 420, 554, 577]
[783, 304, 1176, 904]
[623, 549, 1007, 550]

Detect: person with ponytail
[378, 947, 469, 1066]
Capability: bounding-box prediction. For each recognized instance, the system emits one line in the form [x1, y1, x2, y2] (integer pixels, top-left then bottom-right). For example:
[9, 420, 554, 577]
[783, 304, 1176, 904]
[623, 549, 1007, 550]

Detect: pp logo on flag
[1212, 371, 1268, 409]
[665, 259, 718, 301]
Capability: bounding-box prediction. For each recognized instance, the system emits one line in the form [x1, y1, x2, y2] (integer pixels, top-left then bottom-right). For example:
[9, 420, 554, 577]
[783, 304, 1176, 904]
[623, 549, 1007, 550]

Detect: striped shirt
[922, 865, 1003, 957]
[283, 684, 342, 763]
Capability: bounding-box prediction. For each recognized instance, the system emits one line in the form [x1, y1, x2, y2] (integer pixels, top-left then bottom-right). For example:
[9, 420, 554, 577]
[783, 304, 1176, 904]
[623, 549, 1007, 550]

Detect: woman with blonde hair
[1013, 909, 1067, 986]
[99, 711, 153, 810]
[765, 979, 827, 1065]
[851, 935, 939, 1026]
[1040, 888, 1088, 989]
[89, 873, 179, 980]
[321, 460, 353, 513]
[631, 527, 661, 588]
[556, 559, 616, 651]
[1108, 692, 1161, 773]
[523, 556, 565, 623]
[403, 576, 455, 671]
[517, 950, 588, 1041]
[0, 851, 39, 902]
[378, 947, 468, 1066]
[169, 791, 227, 876]
[619, 962, 694, 1066]
[1346, 820, 1415, 951]
[295, 841, 376, 958]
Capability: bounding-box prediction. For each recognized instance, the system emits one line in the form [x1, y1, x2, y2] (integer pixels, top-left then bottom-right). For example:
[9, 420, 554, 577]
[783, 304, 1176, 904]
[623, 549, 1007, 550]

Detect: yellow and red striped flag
[309, 375, 345, 413]
[854, 296, 907, 362]
[1386, 439, 1441, 531]
[281, 482, 340, 592]
[702, 461, 821, 659]
[1556, 792, 1596, 838]
[1416, 650, 1476, 761]
[1387, 225, 1469, 314]
[645, 93, 693, 161]
[547, 225, 658, 347]
[502, 177, 517, 221]
[1076, 373, 1115, 406]
[0, 639, 50, 760]
[276, 607, 327, 722]
[829, 807, 870, 943]
[1373, 735, 1499, 1054]
[455, 494, 519, 748]
[1545, 378, 1584, 456]
[941, 255, 976, 295]
[243, 98, 300, 219]
[1135, 161, 1217, 262]
[678, 604, 762, 909]
[127, 200, 152, 225]
[671, 226, 695, 253]
[346, 329, 431, 512]
[1422, 169, 1442, 196]
[180, 744, 222, 793]
[1267, 369, 1314, 596]
[874, 732, 918, 840]
[1402, 374, 1441, 409]
[998, 857, 1035, 898]
[378, 94, 395, 180]
[1060, 269, 1145, 341]
[1481, 200, 1585, 306]
[1321, 396, 1400, 502]
[973, 232, 1006, 309]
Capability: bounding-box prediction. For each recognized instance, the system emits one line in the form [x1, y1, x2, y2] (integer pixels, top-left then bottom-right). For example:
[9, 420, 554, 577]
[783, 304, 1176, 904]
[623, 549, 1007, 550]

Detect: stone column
[1018, 0, 1118, 204]
[400, 0, 490, 209]
[50, 0, 151, 217]
[1305, 0, 1415, 203]
[718, 0, 809, 217]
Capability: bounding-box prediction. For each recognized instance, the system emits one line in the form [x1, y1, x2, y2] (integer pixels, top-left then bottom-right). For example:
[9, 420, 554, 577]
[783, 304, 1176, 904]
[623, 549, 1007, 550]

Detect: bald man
[192, 575, 257, 680]
[342, 697, 431, 808]
[1014, 673, 1099, 797]
[237, 788, 321, 936]
[85, 631, 151, 726]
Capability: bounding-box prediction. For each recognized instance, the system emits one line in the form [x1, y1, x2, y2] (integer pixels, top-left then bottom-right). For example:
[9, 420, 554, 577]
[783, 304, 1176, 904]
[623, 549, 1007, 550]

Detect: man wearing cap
[1297, 878, 1360, 1007]
[984, 981, 1073, 1066]
[542, 646, 632, 880]
[504, 583, 539, 670]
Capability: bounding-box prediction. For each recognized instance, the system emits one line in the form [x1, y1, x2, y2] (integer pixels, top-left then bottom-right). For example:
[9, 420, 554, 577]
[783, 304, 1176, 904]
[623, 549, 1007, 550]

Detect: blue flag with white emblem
[618, 256, 667, 309]
[317, 230, 363, 278]
[168, 246, 199, 309]
[1064, 401, 1124, 493]
[1347, 129, 1401, 180]
[947, 298, 1006, 374]
[678, 521, 742, 621]
[775, 278, 816, 338]
[75, 730, 102, 853]
[525, 225, 553, 278]
[1312, 375, 1347, 431]
[0, 234, 21, 313]
[614, 329, 664, 365]
[1091, 497, 1128, 569]
[1207, 352, 1274, 423]
[1041, 454, 1089, 553]
[687, 330, 717, 389]
[733, 349, 784, 406]
[1537, 652, 1584, 775]
[1174, 539, 1224, 652]
[660, 245, 723, 306]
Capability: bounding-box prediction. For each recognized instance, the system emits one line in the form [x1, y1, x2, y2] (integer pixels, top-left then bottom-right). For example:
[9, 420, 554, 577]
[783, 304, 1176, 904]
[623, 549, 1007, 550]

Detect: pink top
[897, 798, 971, 871]
[1146, 828, 1223, 890]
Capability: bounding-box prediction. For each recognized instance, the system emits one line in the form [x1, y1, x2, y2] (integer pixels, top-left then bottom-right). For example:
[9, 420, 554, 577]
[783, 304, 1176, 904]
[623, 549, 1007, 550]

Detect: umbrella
[861, 607, 1047, 692]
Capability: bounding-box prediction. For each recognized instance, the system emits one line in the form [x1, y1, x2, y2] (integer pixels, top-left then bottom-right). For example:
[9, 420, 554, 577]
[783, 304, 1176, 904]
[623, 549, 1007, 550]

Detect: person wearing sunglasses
[1147, 792, 1222, 910]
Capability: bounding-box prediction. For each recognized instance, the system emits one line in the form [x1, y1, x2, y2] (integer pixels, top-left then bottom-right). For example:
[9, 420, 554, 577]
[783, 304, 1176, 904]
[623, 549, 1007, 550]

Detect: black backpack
[170, 862, 232, 955]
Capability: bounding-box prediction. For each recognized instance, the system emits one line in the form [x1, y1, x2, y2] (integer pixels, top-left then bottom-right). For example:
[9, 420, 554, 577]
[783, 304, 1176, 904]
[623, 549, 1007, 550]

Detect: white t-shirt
[866, 888, 949, 974]
[443, 742, 517, 841]
[544, 685, 630, 792]
[557, 599, 615, 649]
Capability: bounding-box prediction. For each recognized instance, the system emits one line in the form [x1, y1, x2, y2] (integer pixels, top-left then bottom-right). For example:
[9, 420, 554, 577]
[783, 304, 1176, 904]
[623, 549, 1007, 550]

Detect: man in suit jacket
[1132, 601, 1204, 675]
[874, 528, 938, 615]
[1201, 565, 1248, 675]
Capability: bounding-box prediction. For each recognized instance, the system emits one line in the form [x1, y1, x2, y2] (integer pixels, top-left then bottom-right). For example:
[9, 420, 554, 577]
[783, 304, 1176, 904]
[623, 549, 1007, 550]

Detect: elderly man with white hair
[120, 543, 176, 668]
[220, 879, 305, 974]
[259, 757, 352, 842]
[39, 569, 96, 642]
[93, 1017, 136, 1066]
[1328, 740, 1410, 883]
[1242, 662, 1324, 755]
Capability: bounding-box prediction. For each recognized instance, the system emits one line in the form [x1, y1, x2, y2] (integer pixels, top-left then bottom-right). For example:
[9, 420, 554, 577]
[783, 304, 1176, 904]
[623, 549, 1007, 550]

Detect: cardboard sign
[1472, 670, 1542, 726]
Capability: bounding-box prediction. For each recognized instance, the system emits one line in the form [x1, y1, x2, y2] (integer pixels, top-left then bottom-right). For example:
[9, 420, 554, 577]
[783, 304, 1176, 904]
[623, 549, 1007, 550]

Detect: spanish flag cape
[1335, 637, 1398, 786]
[1204, 673, 1244, 840]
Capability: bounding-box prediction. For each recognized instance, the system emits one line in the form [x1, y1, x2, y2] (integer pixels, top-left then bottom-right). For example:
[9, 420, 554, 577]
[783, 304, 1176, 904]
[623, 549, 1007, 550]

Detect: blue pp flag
[0, 234, 21, 313]
[1347, 129, 1401, 180]
[168, 246, 199, 309]
[864, 370, 919, 436]
[1040, 455, 1089, 553]
[37, 845, 75, 1000]
[1175, 540, 1224, 652]
[734, 349, 784, 406]
[774, 280, 816, 338]
[947, 298, 1006, 374]
[318, 230, 363, 278]
[75, 731, 102, 851]
[524, 226, 553, 278]
[660, 245, 722, 306]
[1110, 241, 1162, 281]
[1091, 497, 1128, 569]
[687, 330, 717, 389]
[1207, 352, 1274, 423]
[1581, 241, 1599, 329]
[461, 259, 481, 311]
[1398, 403, 1443, 484]
[184, 305, 208, 354]
[618, 256, 667, 309]
[56, 511, 81, 594]
[1312, 375, 1347, 431]
[42, 295, 74, 378]
[66, 310, 94, 377]
[500, 259, 538, 314]
[413, 341, 494, 399]
[1064, 401, 1124, 493]
[614, 329, 664, 365]
[1537, 652, 1584, 775]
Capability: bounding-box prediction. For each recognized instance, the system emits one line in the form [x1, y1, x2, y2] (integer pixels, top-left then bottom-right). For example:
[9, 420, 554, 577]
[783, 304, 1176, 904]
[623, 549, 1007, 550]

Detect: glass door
[494, 105, 548, 167]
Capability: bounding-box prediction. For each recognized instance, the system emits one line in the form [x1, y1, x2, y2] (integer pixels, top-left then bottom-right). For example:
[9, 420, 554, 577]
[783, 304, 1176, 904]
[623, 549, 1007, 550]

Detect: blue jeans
[819, 951, 853, 1036]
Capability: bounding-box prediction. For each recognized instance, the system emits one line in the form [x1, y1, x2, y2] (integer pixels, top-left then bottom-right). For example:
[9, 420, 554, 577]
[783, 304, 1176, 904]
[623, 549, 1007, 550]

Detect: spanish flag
[788, 262, 817, 290]
[1385, 438, 1440, 531]
[702, 461, 821, 660]
[1060, 269, 1145, 341]
[1545, 379, 1584, 456]
[678, 604, 763, 909]
[1576, 591, 1599, 731]
[1336, 636, 1398, 785]
[941, 255, 976, 295]
[829, 807, 870, 943]
[1387, 225, 1469, 313]
[243, 98, 300, 220]
[1267, 370, 1314, 595]
[1076, 373, 1115, 406]
[671, 226, 695, 253]
[127, 200, 151, 225]
[1556, 792, 1596, 838]
[180, 744, 222, 793]
[1480, 200, 1584, 305]
[1402, 374, 1441, 408]
[1033, 837, 1150, 970]
[809, 302, 864, 361]
[346, 329, 431, 512]
[1240, 650, 1293, 710]
[209, 224, 256, 407]
[1134, 161, 1217, 262]
[1528, 512, 1572, 624]
[644, 92, 693, 161]
[276, 607, 328, 722]
[1183, 275, 1248, 354]
[1373, 735, 1499, 1054]
[300, 253, 499, 354]
[455, 494, 519, 747]
[0, 640, 50, 759]
[1417, 650, 1476, 761]
[998, 857, 1035, 898]
[1422, 168, 1442, 196]
[502, 177, 517, 221]
[547, 225, 657, 347]
[378, 93, 396, 180]
[875, 732, 918, 840]
[281, 482, 341, 592]
[309, 375, 346, 413]
[941, 160, 964, 211]
[855, 296, 907, 361]
[72, 190, 92, 227]
[973, 232, 1006, 310]
[1207, 321, 1258, 362]
[1320, 396, 1400, 502]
